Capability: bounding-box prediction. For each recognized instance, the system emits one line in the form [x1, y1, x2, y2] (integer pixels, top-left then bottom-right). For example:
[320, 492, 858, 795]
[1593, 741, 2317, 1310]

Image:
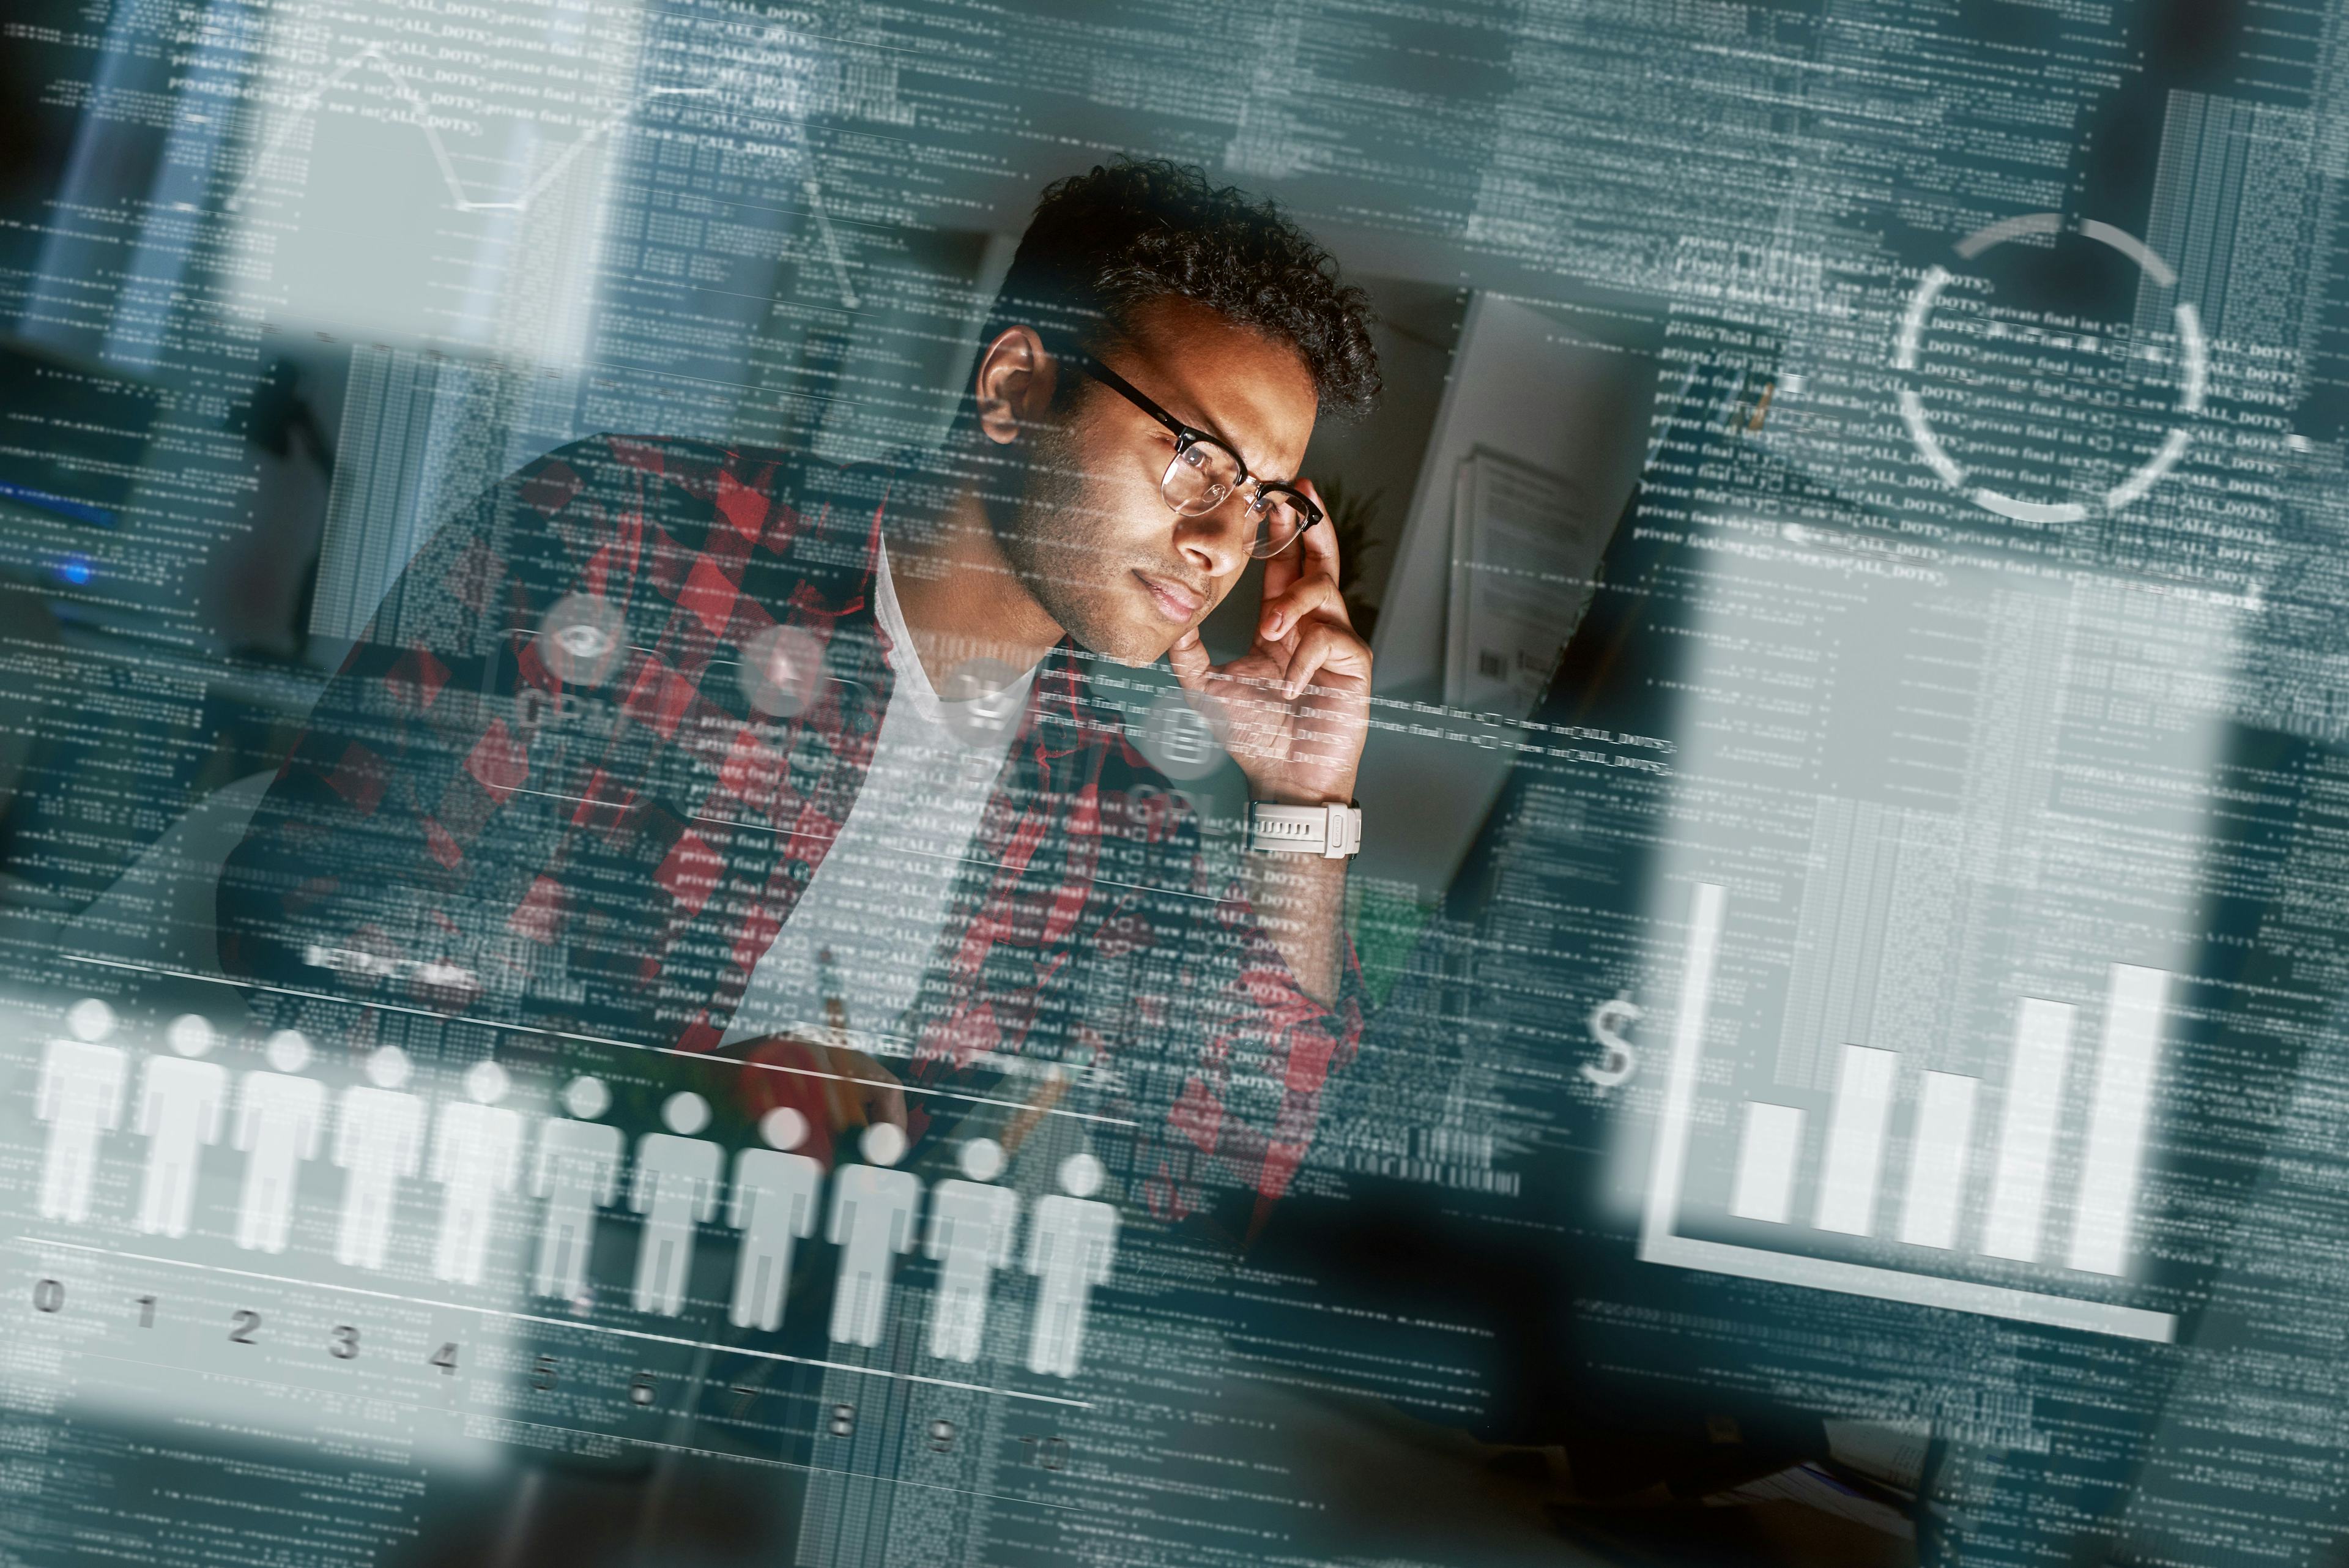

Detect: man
[217, 158, 1381, 1224]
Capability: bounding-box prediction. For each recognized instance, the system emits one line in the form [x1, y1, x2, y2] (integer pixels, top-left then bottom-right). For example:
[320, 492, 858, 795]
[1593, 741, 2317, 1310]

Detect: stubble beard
[990, 421, 1164, 664]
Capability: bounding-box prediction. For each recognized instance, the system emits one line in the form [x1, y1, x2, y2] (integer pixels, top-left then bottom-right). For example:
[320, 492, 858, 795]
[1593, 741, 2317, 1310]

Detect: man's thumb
[1167, 627, 1211, 688]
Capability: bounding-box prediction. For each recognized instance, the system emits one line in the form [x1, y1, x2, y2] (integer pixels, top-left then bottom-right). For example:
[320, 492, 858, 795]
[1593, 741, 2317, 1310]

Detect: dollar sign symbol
[1584, 995, 1642, 1088]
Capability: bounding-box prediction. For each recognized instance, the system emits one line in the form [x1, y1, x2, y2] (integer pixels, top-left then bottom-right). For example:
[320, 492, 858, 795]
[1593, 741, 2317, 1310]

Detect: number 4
[429, 1342, 459, 1375]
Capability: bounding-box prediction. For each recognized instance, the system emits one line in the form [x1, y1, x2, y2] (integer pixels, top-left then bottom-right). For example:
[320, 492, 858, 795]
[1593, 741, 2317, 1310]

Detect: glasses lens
[1160, 438, 1245, 516]
[1245, 489, 1311, 559]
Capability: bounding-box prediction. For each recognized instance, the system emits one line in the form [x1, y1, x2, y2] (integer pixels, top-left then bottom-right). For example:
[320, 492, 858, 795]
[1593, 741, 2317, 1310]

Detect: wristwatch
[1245, 800, 1363, 859]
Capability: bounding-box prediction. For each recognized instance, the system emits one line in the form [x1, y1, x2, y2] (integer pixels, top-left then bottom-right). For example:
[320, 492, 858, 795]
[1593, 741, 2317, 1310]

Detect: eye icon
[538, 594, 626, 688]
[553, 623, 613, 660]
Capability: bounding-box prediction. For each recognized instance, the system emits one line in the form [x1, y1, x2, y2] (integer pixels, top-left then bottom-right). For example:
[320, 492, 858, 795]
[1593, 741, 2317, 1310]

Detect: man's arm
[1166, 477, 1367, 1013]
[1242, 849, 1348, 1008]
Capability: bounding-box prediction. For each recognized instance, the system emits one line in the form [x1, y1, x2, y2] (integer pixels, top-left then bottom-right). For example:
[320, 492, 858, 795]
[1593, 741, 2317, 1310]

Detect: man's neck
[882, 483, 1063, 688]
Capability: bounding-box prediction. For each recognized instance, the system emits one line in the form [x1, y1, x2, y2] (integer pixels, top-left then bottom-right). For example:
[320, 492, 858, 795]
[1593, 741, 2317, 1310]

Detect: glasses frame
[1068, 351, 1324, 560]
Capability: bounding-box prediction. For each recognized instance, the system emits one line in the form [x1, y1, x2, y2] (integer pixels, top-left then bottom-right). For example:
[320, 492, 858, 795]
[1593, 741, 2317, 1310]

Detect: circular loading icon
[1895, 213, 2207, 525]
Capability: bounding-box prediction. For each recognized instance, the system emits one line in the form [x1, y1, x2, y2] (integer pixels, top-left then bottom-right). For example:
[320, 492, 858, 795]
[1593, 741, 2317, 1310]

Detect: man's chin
[1087, 630, 1176, 667]
[1061, 611, 1178, 667]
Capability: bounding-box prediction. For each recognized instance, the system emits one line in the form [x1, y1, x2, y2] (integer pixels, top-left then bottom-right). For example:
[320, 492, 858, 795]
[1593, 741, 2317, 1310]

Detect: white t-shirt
[719, 543, 1037, 1054]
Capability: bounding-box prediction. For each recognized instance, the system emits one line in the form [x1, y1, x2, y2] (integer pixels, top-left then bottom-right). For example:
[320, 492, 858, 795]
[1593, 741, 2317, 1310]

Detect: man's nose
[1174, 491, 1250, 581]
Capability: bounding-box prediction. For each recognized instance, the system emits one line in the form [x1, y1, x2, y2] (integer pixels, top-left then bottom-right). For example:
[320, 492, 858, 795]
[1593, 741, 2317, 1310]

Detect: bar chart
[1639, 882, 2177, 1341]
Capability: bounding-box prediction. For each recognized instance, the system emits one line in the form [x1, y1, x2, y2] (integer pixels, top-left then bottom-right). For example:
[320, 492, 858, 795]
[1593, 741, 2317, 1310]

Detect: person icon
[232, 1029, 327, 1253]
[725, 1106, 822, 1331]
[333, 1044, 426, 1270]
[36, 998, 128, 1224]
[530, 1074, 623, 1302]
[429, 1060, 525, 1286]
[827, 1122, 921, 1348]
[924, 1136, 1020, 1363]
[133, 1014, 230, 1238]
[1025, 1152, 1118, 1378]
[630, 1091, 722, 1316]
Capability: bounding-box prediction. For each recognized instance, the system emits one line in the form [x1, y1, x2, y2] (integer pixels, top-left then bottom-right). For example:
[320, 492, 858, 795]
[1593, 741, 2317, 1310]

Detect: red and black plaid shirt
[218, 434, 1360, 1213]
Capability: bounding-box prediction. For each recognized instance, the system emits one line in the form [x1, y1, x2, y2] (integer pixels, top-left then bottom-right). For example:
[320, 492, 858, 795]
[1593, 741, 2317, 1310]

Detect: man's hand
[734, 1032, 907, 1165]
[1165, 480, 1370, 806]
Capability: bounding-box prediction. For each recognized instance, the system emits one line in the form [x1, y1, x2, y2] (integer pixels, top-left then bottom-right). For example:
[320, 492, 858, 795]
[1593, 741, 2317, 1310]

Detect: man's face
[993, 295, 1318, 664]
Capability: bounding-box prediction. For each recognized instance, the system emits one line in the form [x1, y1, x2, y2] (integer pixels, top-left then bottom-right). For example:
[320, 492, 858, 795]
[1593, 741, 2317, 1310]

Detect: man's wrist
[1245, 774, 1358, 808]
[1246, 799, 1362, 859]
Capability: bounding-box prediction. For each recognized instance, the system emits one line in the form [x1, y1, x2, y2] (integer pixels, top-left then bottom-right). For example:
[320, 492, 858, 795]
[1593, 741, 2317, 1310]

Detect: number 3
[330, 1326, 359, 1360]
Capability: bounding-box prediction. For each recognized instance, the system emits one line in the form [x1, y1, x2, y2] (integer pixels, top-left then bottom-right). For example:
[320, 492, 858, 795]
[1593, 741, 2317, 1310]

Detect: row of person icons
[31, 1001, 1117, 1377]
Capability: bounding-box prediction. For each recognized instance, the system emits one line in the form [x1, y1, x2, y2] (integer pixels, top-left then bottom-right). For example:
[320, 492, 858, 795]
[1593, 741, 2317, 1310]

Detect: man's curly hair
[978, 158, 1381, 421]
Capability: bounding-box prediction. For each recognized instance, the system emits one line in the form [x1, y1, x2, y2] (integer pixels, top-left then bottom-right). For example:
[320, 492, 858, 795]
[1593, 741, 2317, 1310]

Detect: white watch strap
[1247, 801, 1362, 859]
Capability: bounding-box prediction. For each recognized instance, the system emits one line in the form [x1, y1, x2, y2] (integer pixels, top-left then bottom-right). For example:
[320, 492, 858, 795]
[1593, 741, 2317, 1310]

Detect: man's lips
[1134, 570, 1204, 625]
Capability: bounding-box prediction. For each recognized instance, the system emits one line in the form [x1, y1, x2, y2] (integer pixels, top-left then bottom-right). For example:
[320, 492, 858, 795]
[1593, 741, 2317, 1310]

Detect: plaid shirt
[218, 434, 1360, 1211]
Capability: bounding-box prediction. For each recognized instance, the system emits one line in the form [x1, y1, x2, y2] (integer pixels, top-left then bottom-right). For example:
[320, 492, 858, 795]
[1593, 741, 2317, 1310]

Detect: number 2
[229, 1310, 260, 1344]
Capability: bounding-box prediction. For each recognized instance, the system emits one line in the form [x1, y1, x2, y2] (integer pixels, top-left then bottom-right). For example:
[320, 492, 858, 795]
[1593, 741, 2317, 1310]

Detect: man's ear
[971, 325, 1061, 445]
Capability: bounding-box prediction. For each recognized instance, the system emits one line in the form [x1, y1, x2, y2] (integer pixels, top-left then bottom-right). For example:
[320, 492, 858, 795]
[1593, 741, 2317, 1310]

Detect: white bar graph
[1731, 1103, 1803, 1223]
[2068, 965, 2168, 1276]
[1814, 1046, 1898, 1236]
[1978, 997, 2074, 1263]
[1639, 882, 2178, 1342]
[1899, 1071, 1978, 1250]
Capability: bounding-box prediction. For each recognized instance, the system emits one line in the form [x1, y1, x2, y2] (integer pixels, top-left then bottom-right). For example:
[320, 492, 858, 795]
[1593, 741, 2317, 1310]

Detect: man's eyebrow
[1115, 355, 1285, 480]
[1170, 392, 1288, 483]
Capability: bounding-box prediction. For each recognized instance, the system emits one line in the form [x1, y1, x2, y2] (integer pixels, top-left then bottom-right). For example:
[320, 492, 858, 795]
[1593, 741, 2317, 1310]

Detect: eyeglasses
[1069, 352, 1324, 560]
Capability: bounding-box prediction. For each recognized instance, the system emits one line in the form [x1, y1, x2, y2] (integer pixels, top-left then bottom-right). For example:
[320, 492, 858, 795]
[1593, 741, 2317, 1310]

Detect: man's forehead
[1105, 297, 1316, 470]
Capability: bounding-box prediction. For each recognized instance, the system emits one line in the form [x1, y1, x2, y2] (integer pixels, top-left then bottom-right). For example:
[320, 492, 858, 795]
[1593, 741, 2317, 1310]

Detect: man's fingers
[1258, 534, 1301, 608]
[1166, 625, 1212, 689]
[819, 1053, 863, 1129]
[1258, 574, 1348, 643]
[1295, 479, 1341, 585]
[863, 1074, 909, 1132]
[829, 1047, 908, 1132]
[1282, 621, 1370, 699]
